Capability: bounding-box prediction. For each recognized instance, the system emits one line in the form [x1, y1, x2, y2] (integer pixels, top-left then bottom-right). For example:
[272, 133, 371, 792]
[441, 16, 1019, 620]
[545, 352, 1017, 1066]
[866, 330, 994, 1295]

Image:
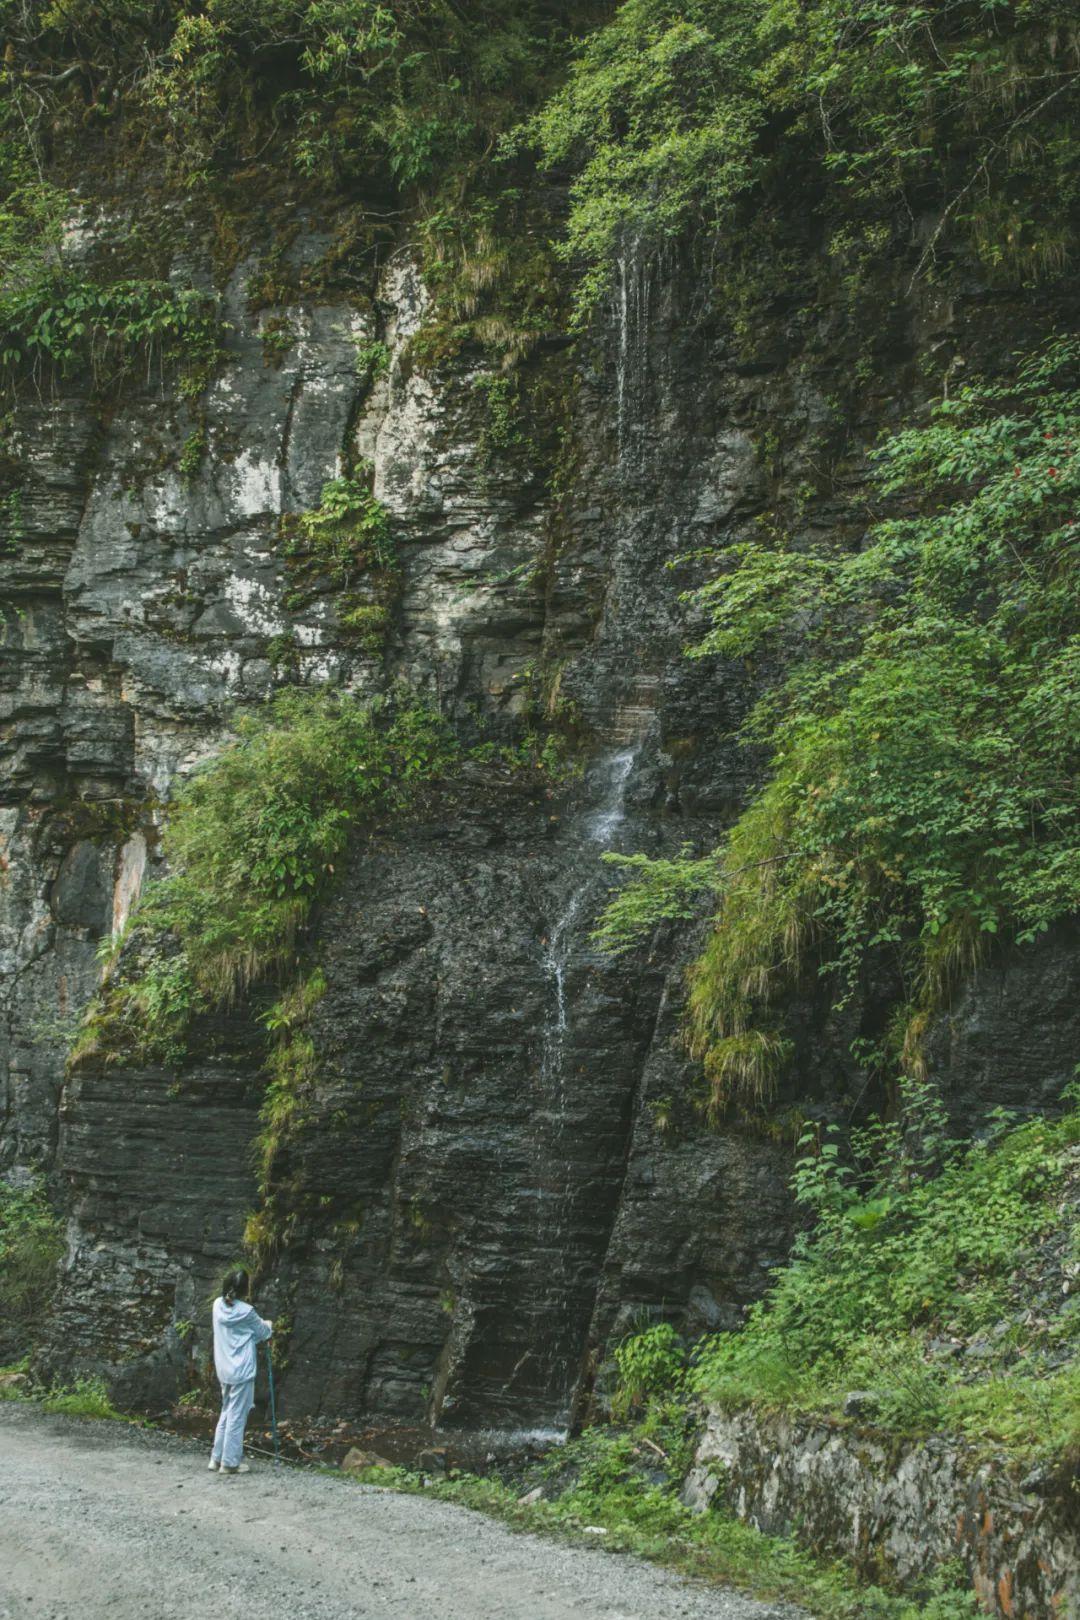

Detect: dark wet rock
[925, 918, 1080, 1122]
[50, 842, 112, 935]
[840, 1391, 880, 1420]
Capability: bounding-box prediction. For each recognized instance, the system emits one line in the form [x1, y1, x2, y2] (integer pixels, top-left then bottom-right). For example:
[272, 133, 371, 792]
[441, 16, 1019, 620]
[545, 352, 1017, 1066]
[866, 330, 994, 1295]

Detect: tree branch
[908, 71, 1080, 293]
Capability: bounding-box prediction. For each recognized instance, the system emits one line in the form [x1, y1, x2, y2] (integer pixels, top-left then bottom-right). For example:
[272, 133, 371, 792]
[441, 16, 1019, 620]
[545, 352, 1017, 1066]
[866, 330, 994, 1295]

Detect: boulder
[341, 1447, 393, 1472]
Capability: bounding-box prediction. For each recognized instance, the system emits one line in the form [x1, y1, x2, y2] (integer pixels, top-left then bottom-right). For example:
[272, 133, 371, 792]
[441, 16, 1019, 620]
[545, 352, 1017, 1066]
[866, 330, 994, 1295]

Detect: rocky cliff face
[684, 1405, 1080, 1619]
[4, 215, 1079, 1431]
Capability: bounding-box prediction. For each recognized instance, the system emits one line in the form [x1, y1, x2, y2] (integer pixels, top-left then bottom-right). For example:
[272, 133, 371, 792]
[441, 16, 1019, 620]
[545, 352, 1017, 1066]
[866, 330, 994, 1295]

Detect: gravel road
[0, 1403, 808, 1620]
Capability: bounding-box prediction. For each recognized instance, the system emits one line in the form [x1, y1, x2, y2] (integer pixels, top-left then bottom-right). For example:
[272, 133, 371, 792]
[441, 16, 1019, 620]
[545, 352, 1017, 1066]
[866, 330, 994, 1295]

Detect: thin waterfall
[540, 746, 638, 1088]
[533, 743, 642, 1427]
[613, 233, 655, 472]
[585, 746, 637, 845]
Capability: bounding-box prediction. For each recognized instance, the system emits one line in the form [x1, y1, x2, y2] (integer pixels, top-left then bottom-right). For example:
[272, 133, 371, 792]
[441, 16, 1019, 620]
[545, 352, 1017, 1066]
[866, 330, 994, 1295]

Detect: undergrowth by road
[340, 1426, 976, 1620]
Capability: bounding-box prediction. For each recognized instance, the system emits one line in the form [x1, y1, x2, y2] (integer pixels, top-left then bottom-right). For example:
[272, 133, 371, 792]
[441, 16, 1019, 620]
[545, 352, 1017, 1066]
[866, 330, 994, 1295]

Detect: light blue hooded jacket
[212, 1297, 272, 1385]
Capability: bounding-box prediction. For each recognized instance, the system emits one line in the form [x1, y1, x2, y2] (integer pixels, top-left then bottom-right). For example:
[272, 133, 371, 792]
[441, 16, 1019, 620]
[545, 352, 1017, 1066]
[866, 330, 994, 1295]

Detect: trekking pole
[265, 1340, 281, 1470]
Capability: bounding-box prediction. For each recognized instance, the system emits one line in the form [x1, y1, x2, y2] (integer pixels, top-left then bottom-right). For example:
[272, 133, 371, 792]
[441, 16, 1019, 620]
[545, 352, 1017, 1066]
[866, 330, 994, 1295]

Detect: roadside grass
[41, 1377, 126, 1421]
[0, 1364, 133, 1423]
[340, 1426, 977, 1620]
[0, 1355, 31, 1398]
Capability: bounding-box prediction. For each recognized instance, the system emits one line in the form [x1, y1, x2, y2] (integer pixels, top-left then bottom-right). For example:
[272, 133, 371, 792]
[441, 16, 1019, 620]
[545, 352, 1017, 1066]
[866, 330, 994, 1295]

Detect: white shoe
[220, 1462, 251, 1475]
[208, 1459, 220, 1471]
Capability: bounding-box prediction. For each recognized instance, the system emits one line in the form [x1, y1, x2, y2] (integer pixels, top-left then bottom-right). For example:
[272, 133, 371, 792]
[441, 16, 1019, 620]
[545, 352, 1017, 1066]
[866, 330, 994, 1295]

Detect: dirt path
[0, 1404, 807, 1620]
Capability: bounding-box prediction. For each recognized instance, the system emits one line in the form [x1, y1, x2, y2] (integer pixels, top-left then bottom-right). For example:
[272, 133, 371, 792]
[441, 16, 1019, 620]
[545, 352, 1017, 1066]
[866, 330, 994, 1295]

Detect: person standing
[208, 1268, 272, 1476]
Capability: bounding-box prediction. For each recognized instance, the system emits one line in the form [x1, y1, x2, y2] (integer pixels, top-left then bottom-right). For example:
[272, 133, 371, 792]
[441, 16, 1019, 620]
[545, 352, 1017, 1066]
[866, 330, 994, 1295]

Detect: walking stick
[265, 1340, 281, 1470]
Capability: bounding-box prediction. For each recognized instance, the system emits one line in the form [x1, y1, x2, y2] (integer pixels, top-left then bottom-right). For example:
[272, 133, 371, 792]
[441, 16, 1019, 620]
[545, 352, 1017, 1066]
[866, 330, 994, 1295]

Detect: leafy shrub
[0, 273, 221, 397]
[354, 338, 390, 381]
[692, 1082, 1080, 1457]
[612, 1323, 686, 1418]
[474, 373, 527, 457]
[282, 472, 395, 609]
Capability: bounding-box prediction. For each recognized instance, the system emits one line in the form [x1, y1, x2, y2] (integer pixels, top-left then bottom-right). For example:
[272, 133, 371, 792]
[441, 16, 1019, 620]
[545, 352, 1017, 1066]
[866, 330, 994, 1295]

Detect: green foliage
[0, 78, 222, 396]
[0, 273, 222, 398]
[354, 338, 390, 381]
[612, 1322, 686, 1419]
[0, 1, 590, 192]
[0, 1180, 63, 1345]
[259, 315, 297, 366]
[693, 1082, 1080, 1459]
[411, 189, 568, 366]
[592, 850, 717, 954]
[41, 1377, 124, 1421]
[301, 474, 391, 565]
[282, 472, 394, 603]
[2, 0, 1077, 374]
[0, 2, 584, 388]
[600, 341, 1080, 1111]
[280, 472, 398, 656]
[179, 425, 208, 479]
[252, 968, 327, 1205]
[81, 690, 457, 1065]
[518, 0, 763, 315]
[338, 600, 390, 653]
[0, 168, 66, 295]
[521, 0, 1080, 318]
[473, 372, 526, 457]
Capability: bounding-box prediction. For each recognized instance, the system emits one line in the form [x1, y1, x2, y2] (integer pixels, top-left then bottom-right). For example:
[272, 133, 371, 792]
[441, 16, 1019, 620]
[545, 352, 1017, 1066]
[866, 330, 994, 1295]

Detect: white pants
[211, 1378, 255, 1469]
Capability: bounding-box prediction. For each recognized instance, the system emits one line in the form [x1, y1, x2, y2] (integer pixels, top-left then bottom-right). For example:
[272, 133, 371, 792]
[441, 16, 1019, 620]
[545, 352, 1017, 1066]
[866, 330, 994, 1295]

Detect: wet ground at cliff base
[163, 1402, 565, 1481]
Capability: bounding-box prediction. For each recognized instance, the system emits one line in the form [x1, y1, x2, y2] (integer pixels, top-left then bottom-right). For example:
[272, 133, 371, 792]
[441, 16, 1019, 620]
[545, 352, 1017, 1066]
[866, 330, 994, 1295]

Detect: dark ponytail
[221, 1267, 250, 1306]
